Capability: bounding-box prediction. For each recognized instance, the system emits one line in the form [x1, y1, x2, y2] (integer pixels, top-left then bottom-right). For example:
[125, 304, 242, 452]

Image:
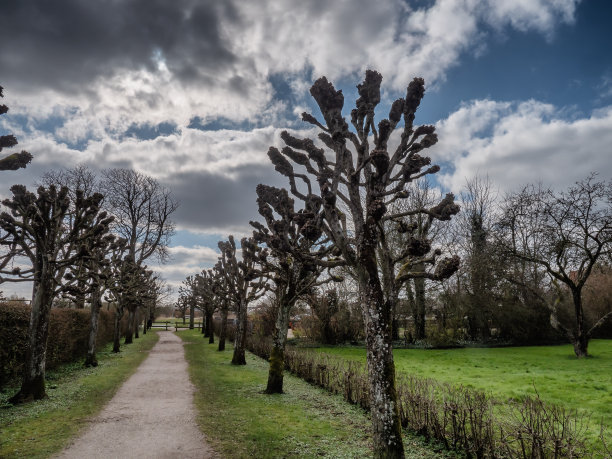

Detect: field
[179, 329, 453, 458]
[310, 340, 612, 443]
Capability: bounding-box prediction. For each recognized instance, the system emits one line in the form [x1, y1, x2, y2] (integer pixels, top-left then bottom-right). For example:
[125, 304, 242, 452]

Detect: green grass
[179, 329, 453, 458]
[0, 331, 159, 458]
[308, 340, 612, 444]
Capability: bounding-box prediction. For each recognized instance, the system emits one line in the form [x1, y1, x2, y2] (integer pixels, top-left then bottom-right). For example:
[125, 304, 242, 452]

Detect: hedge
[0, 302, 126, 388]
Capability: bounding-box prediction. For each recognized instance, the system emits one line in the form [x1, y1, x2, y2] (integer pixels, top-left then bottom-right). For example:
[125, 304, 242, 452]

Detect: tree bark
[265, 302, 291, 394]
[124, 308, 135, 344]
[359, 243, 405, 458]
[189, 300, 195, 329]
[231, 298, 248, 365]
[203, 313, 209, 337]
[113, 304, 123, 353]
[134, 310, 139, 339]
[10, 264, 54, 403]
[413, 273, 426, 341]
[218, 307, 228, 351]
[206, 311, 214, 344]
[571, 288, 589, 357]
[84, 282, 102, 367]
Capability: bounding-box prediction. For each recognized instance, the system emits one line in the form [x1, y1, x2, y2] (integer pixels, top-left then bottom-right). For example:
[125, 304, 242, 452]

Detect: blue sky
[1, 0, 611, 297]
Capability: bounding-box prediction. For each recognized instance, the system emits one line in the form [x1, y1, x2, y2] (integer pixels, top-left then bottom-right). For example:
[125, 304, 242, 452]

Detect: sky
[1, 0, 611, 299]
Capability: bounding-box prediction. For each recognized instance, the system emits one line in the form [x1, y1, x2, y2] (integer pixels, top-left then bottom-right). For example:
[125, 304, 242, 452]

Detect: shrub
[0, 303, 119, 388]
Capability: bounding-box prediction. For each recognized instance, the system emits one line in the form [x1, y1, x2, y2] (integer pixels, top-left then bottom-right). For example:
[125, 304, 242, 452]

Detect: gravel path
[55, 331, 216, 459]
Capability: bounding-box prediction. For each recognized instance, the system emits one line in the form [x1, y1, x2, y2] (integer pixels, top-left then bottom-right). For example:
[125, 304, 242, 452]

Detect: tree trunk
[84, 282, 102, 367]
[207, 311, 214, 344]
[413, 274, 426, 341]
[10, 268, 54, 403]
[265, 302, 290, 394]
[231, 298, 247, 365]
[571, 288, 589, 357]
[124, 308, 135, 344]
[189, 300, 195, 329]
[203, 313, 210, 337]
[113, 304, 123, 353]
[218, 307, 228, 351]
[359, 247, 405, 458]
[134, 310, 140, 339]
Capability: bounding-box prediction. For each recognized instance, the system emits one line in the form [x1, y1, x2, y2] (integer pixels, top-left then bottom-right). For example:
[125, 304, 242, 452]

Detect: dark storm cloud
[162, 164, 288, 232]
[0, 0, 238, 92]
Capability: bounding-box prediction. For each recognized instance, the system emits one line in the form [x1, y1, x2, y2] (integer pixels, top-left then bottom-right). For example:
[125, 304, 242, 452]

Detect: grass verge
[0, 331, 159, 458]
[309, 339, 612, 448]
[180, 329, 454, 458]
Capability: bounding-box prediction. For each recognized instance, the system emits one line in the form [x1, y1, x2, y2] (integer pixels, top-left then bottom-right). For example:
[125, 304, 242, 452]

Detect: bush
[0, 303, 118, 388]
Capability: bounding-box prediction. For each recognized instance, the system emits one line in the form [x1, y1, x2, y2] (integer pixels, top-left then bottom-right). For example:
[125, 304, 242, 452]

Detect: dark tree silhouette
[105, 254, 154, 352]
[101, 169, 178, 266]
[212, 261, 231, 351]
[498, 175, 612, 357]
[0, 86, 32, 171]
[217, 236, 267, 365]
[194, 270, 217, 343]
[267, 70, 459, 457]
[1, 185, 113, 402]
[251, 183, 342, 393]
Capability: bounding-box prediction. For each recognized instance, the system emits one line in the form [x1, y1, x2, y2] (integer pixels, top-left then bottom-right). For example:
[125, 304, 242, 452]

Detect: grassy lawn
[0, 331, 158, 458]
[179, 329, 453, 459]
[309, 340, 612, 444]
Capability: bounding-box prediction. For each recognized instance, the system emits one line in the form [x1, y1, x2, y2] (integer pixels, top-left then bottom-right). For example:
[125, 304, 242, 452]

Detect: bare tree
[267, 70, 459, 457]
[212, 261, 231, 351]
[217, 236, 267, 365]
[102, 168, 178, 265]
[1, 185, 112, 402]
[498, 175, 612, 357]
[0, 86, 32, 171]
[251, 184, 341, 393]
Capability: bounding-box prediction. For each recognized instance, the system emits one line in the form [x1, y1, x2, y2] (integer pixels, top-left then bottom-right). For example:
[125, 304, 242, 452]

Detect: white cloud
[434, 100, 612, 193]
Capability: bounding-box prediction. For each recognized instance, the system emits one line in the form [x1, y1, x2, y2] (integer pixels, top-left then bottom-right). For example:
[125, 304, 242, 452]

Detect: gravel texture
[55, 331, 216, 459]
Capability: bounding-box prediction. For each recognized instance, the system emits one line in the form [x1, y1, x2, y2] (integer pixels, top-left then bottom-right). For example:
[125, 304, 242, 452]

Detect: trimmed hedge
[0, 302, 121, 388]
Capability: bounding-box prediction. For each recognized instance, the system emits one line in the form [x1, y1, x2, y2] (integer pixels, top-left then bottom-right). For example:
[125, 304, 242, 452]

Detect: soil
[55, 331, 217, 459]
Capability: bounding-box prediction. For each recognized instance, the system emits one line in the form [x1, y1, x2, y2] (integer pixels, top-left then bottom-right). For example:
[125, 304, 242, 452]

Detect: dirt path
[55, 331, 216, 459]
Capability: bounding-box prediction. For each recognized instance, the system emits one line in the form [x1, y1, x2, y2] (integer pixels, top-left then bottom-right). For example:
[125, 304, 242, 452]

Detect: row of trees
[1, 90, 178, 403]
[178, 71, 463, 458]
[180, 70, 611, 458]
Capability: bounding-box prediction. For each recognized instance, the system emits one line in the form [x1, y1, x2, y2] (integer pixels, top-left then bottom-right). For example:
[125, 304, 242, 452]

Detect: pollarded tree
[0, 86, 32, 171]
[212, 261, 231, 351]
[105, 253, 154, 352]
[194, 270, 217, 343]
[179, 275, 198, 330]
[251, 183, 342, 393]
[267, 70, 459, 458]
[498, 175, 612, 357]
[64, 235, 127, 366]
[217, 235, 267, 365]
[0, 185, 113, 402]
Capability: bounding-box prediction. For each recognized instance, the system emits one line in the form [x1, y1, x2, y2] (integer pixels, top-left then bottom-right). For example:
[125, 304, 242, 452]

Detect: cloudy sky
[1, 0, 611, 298]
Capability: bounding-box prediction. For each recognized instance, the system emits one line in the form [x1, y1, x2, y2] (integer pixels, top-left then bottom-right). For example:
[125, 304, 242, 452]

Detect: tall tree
[267, 71, 459, 457]
[102, 168, 178, 265]
[1, 185, 112, 402]
[251, 183, 341, 393]
[213, 262, 231, 352]
[0, 86, 32, 171]
[217, 236, 267, 365]
[498, 175, 612, 357]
